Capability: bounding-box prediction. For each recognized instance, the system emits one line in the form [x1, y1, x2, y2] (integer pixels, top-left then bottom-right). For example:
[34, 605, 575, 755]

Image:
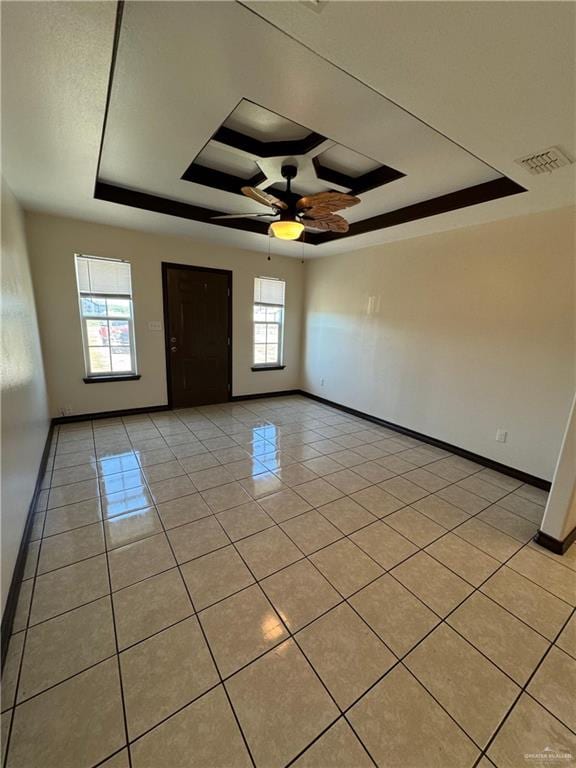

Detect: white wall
[21, 205, 576, 484]
[541, 393, 576, 541]
[303, 207, 576, 481]
[25, 212, 305, 417]
[1, 181, 50, 613]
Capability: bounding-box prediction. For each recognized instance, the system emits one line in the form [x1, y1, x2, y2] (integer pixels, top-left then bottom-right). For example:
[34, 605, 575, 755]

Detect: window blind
[76, 255, 132, 296]
[254, 277, 285, 306]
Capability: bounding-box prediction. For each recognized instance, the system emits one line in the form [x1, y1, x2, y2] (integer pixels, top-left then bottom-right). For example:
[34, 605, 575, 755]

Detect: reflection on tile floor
[2, 395, 575, 768]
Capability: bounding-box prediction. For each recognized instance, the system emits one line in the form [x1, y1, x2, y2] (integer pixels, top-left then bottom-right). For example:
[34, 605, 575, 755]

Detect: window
[253, 277, 285, 368]
[75, 255, 137, 379]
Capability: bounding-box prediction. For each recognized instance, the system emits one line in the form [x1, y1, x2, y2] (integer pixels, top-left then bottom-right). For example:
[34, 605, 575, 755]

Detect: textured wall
[1, 180, 50, 612]
[303, 207, 575, 480]
[25, 212, 305, 416]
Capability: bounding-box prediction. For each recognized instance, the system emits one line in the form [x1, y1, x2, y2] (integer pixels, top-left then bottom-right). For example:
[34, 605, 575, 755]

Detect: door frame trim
[161, 261, 233, 408]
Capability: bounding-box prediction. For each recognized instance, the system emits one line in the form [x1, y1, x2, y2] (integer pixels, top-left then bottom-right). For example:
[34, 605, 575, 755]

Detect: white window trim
[252, 277, 286, 369]
[252, 303, 284, 369]
[75, 255, 138, 379]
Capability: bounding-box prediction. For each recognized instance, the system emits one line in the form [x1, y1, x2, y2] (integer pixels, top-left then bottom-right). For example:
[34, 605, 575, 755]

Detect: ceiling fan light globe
[270, 220, 305, 241]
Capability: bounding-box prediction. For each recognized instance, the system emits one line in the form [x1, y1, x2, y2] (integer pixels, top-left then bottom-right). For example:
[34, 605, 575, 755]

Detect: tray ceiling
[96, 2, 524, 246]
[2, 1, 574, 257]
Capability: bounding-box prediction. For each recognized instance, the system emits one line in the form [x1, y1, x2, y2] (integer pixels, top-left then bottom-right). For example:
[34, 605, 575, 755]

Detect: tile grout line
[208, 433, 523, 762]
[16, 412, 555, 638]
[2, 423, 60, 768]
[339, 523, 576, 742]
[30, 478, 554, 593]
[21, 412, 557, 642]
[121, 424, 259, 768]
[191, 484, 380, 768]
[276, 486, 545, 756]
[6, 399, 560, 767]
[46, 415, 548, 545]
[50, 421, 138, 768]
[10, 513, 561, 715]
[212, 406, 568, 755]
[89, 420, 135, 768]
[45, 411, 546, 557]
[260, 409, 572, 756]
[8, 532, 393, 713]
[160, 409, 509, 762]
[42, 416, 548, 556]
[151, 405, 384, 766]
[272, 481, 566, 654]
[472, 603, 576, 766]
[17, 502, 569, 744]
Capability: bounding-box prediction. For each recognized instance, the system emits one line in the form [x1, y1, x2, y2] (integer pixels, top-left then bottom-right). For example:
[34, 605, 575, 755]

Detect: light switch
[148, 321, 162, 331]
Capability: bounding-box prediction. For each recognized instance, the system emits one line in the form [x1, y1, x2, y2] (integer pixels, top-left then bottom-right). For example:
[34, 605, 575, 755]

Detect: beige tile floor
[2, 395, 575, 768]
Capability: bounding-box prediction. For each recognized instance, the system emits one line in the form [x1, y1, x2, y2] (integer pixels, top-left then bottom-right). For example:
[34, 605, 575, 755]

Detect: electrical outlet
[496, 429, 508, 443]
[367, 295, 381, 315]
[60, 406, 73, 417]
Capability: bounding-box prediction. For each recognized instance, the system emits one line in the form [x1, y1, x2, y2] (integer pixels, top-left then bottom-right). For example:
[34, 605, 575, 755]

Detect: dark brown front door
[163, 263, 231, 407]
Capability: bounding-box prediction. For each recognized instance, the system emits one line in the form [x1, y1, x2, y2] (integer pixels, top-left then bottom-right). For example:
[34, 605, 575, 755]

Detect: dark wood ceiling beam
[312, 156, 406, 195]
[212, 126, 327, 158]
[95, 181, 325, 244]
[181, 163, 266, 195]
[314, 177, 526, 242]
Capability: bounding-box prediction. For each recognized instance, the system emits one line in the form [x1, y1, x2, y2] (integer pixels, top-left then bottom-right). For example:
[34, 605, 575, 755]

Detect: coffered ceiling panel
[97, 1, 522, 245]
[2, 1, 573, 256]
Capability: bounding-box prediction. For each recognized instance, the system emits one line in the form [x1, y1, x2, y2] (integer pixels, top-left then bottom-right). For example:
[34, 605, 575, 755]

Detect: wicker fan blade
[212, 213, 272, 220]
[302, 214, 349, 233]
[241, 187, 288, 210]
[301, 206, 339, 220]
[297, 192, 360, 213]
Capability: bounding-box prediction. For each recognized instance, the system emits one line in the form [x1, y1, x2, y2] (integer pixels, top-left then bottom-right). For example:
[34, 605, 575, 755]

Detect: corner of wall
[1, 178, 51, 614]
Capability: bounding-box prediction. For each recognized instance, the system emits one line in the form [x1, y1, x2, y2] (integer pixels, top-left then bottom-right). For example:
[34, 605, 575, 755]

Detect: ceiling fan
[212, 164, 360, 240]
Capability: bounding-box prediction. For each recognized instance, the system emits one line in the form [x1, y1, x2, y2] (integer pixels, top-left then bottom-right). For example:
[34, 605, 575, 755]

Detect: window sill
[83, 375, 141, 384]
[251, 366, 286, 372]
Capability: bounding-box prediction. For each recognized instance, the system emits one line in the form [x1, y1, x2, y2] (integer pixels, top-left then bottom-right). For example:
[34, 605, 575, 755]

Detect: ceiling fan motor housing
[218, 161, 358, 234]
[281, 163, 298, 180]
[279, 164, 299, 218]
[279, 208, 298, 222]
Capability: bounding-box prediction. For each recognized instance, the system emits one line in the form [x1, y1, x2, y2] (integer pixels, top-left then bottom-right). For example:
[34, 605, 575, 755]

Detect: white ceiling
[2, 1, 575, 258]
[100, 2, 500, 224]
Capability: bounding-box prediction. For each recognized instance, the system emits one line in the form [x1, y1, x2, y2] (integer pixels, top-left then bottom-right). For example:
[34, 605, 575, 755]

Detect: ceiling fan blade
[241, 187, 288, 210]
[300, 205, 339, 220]
[302, 214, 350, 233]
[297, 192, 360, 213]
[212, 213, 273, 220]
